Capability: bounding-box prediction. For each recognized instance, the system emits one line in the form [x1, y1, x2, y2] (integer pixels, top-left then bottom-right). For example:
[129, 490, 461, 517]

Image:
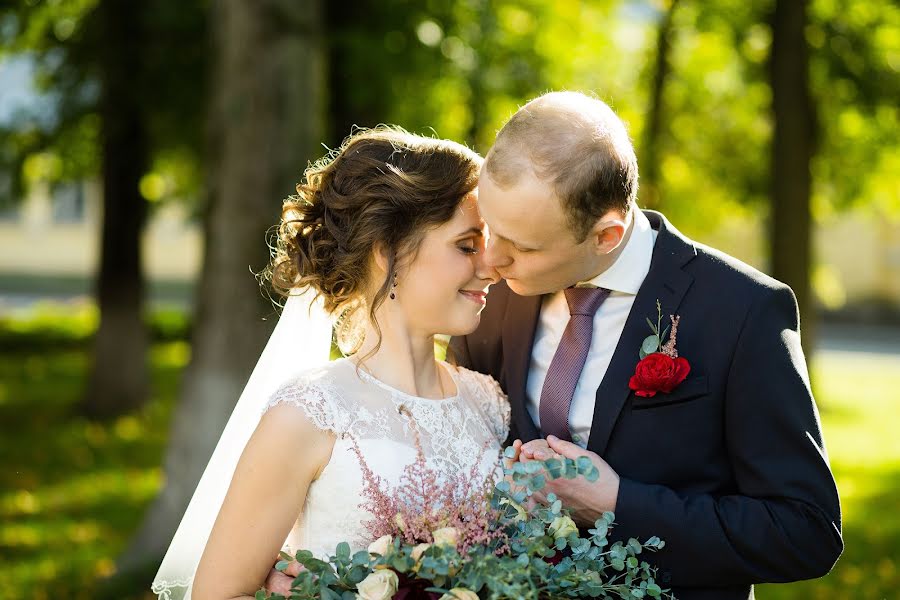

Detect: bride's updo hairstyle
[268, 126, 482, 354]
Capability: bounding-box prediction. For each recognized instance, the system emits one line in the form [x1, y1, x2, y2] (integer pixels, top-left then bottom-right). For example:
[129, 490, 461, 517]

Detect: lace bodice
[263, 358, 510, 560]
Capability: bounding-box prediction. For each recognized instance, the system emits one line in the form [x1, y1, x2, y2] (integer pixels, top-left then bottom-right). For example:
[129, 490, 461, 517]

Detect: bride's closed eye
[457, 236, 485, 255]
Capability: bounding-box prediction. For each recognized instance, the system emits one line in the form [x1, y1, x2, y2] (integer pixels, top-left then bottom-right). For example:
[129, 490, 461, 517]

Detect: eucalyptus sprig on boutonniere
[629, 300, 691, 398]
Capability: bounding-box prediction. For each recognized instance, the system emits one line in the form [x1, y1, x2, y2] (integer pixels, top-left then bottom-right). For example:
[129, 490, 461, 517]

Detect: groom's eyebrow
[490, 229, 536, 249]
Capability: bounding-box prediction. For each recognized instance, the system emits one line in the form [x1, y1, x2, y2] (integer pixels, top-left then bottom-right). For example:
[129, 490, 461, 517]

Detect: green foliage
[650, 0, 900, 233]
[269, 452, 671, 600]
[0, 0, 207, 207]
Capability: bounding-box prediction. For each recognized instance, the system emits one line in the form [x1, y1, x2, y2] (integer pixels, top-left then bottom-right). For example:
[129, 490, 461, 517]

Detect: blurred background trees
[1, 0, 898, 598]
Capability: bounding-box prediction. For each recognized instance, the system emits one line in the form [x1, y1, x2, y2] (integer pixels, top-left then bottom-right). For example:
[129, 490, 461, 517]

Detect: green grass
[0, 338, 897, 599]
[0, 342, 187, 600]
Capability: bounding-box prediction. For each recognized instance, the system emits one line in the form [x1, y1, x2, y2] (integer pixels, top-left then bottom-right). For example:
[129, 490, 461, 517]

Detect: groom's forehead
[480, 198, 556, 247]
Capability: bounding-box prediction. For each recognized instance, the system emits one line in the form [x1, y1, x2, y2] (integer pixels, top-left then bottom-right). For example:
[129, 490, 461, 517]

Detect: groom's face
[477, 169, 619, 296]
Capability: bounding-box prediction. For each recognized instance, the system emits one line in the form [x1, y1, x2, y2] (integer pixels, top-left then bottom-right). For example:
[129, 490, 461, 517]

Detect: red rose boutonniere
[628, 300, 690, 398]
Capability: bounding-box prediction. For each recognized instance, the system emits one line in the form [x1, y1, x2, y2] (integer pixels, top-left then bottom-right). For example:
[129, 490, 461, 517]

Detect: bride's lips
[459, 289, 488, 305]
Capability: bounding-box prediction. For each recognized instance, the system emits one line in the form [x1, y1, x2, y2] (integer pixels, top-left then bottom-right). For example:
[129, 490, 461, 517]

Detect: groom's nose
[484, 236, 513, 269]
[475, 253, 501, 284]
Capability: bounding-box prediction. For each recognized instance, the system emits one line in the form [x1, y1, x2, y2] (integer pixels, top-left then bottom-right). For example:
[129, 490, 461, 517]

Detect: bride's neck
[352, 317, 446, 399]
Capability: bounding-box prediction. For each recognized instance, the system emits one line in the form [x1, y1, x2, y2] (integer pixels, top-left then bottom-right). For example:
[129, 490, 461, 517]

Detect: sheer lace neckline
[345, 358, 460, 403]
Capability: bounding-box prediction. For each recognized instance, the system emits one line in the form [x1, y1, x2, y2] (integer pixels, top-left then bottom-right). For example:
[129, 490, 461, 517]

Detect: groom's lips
[459, 289, 487, 305]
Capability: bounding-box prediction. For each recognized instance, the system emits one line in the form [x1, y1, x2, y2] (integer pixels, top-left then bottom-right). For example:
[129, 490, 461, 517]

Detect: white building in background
[0, 180, 202, 289]
[0, 54, 202, 301]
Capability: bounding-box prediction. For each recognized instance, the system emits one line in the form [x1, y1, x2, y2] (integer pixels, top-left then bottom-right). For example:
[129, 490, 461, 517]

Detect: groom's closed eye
[491, 231, 538, 253]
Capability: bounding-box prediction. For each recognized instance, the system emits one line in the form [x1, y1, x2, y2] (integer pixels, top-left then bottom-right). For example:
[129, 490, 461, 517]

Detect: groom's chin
[504, 278, 546, 297]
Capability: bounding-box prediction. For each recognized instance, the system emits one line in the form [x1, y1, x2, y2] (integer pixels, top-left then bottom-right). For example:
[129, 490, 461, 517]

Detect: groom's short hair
[484, 91, 639, 241]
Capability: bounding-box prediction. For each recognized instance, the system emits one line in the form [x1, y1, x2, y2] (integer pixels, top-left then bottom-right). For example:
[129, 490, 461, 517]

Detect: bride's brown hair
[267, 126, 482, 354]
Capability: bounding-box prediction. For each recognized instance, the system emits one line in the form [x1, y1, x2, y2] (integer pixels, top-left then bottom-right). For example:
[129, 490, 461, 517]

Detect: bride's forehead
[454, 194, 483, 222]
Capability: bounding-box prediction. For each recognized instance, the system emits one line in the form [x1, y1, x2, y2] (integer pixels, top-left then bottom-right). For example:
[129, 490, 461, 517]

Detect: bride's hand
[264, 555, 304, 596]
[520, 438, 560, 462]
[503, 439, 523, 470]
[517, 438, 562, 509]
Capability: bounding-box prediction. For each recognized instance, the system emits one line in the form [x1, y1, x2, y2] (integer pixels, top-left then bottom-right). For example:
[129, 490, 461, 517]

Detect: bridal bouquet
[261, 426, 672, 600]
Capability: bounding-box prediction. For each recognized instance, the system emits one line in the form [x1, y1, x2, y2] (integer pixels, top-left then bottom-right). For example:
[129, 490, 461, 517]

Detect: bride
[152, 127, 513, 600]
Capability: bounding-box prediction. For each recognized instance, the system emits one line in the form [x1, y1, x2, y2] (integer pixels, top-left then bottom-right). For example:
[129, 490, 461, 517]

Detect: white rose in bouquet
[411, 542, 432, 562]
[356, 569, 399, 600]
[432, 526, 460, 548]
[549, 515, 578, 539]
[499, 497, 528, 522]
[367, 535, 393, 556]
[439, 588, 479, 600]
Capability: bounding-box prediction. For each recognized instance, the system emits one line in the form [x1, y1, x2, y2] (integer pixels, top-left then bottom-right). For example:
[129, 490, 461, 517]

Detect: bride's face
[394, 192, 500, 336]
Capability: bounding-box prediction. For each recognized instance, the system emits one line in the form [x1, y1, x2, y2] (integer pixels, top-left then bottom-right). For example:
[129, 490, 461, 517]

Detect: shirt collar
[578, 208, 656, 295]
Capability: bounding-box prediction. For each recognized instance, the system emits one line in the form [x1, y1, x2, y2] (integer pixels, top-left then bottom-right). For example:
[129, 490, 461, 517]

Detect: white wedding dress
[265, 357, 510, 560]
[153, 355, 510, 600]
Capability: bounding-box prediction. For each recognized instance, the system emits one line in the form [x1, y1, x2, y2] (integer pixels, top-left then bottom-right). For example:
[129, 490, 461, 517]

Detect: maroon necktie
[539, 287, 611, 441]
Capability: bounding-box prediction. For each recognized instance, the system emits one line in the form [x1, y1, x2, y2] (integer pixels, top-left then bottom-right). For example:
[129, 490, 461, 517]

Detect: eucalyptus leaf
[319, 585, 340, 600]
[641, 335, 660, 356]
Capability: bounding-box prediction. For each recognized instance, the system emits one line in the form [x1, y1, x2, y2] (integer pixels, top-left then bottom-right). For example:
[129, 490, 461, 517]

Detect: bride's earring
[389, 273, 398, 300]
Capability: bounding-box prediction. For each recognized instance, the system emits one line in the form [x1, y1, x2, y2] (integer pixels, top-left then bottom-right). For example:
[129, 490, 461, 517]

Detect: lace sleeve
[459, 369, 511, 443]
[262, 376, 350, 436]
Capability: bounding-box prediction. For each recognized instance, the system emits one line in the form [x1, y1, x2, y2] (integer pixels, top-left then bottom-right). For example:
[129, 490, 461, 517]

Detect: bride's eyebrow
[454, 227, 485, 238]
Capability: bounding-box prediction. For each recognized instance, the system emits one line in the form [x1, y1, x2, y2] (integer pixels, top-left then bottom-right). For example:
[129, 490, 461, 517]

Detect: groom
[450, 91, 842, 599]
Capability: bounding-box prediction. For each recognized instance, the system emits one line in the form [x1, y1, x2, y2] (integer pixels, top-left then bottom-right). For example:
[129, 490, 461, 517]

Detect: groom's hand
[520, 435, 620, 528]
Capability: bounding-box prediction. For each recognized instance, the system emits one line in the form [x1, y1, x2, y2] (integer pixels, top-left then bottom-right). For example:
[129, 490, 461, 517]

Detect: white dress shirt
[526, 209, 658, 447]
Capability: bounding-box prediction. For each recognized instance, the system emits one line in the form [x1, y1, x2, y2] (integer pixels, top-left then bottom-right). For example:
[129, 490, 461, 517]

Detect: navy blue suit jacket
[450, 211, 842, 600]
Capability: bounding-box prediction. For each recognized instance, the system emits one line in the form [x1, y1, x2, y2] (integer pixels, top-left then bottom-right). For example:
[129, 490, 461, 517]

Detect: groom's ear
[589, 211, 628, 255]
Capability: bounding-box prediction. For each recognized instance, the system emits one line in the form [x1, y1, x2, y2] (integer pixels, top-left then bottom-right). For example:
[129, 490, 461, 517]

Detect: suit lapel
[501, 286, 543, 442]
[586, 211, 697, 455]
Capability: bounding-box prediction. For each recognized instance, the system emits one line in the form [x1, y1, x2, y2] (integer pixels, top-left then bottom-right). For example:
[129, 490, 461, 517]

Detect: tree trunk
[769, 0, 817, 361]
[324, 0, 389, 146]
[81, 0, 150, 419]
[639, 0, 680, 211]
[117, 0, 325, 575]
